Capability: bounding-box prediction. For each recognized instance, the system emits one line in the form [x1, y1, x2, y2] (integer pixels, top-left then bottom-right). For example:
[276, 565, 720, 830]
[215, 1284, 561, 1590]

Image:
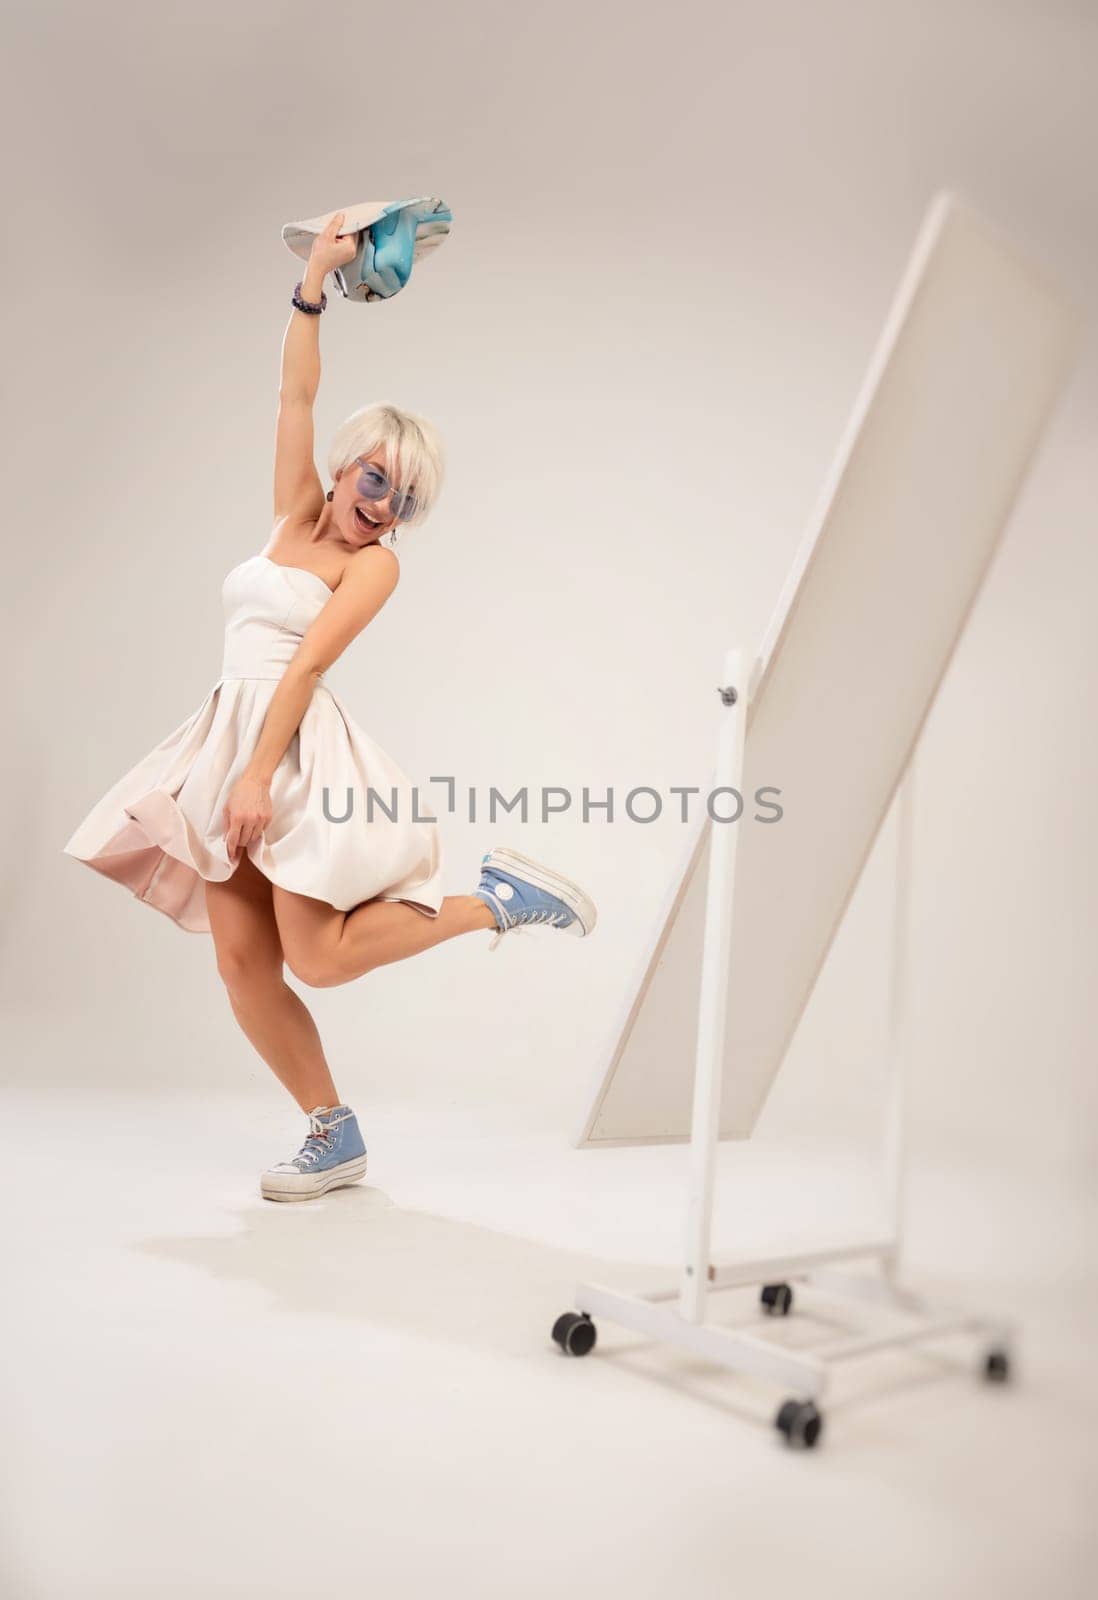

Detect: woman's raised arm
[274, 213, 358, 519]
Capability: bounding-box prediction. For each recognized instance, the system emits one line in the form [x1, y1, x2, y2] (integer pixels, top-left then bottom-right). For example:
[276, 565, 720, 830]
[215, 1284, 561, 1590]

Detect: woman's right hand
[223, 773, 273, 864]
[309, 211, 359, 275]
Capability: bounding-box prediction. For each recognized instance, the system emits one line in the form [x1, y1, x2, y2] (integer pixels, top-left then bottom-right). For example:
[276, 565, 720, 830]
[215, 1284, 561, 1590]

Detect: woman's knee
[282, 940, 370, 989]
[215, 944, 283, 995]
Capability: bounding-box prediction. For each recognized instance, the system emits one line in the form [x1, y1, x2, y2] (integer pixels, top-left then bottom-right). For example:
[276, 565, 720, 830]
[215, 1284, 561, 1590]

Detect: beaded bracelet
[292, 280, 327, 315]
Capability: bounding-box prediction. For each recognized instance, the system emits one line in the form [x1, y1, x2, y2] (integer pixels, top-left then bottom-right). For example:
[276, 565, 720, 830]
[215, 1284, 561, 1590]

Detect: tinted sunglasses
[353, 457, 418, 521]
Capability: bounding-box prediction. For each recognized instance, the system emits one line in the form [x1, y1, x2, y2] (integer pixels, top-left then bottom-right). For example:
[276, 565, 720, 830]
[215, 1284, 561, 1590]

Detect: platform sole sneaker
[481, 848, 598, 937]
[260, 1151, 369, 1203]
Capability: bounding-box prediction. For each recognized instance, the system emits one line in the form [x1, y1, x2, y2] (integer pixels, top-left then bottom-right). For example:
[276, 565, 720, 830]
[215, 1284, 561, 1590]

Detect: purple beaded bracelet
[292, 280, 327, 315]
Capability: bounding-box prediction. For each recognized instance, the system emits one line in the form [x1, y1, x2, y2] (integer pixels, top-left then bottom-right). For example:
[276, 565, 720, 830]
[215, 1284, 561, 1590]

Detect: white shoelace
[479, 888, 571, 952]
[292, 1107, 353, 1167]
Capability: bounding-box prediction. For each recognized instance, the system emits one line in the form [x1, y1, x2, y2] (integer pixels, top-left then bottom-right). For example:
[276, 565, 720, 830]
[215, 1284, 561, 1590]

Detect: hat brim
[283, 198, 402, 254]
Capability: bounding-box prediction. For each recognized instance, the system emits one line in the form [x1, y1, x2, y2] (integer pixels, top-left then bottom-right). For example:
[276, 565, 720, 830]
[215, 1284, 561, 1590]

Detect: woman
[63, 211, 597, 1202]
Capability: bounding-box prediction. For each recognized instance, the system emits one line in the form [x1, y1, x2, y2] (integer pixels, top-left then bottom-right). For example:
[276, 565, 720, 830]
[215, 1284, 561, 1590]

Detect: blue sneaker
[260, 1105, 368, 1202]
[474, 847, 597, 952]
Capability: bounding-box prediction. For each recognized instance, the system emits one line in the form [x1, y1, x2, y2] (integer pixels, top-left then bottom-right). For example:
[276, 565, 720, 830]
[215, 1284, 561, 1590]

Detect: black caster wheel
[775, 1398, 824, 1449]
[761, 1282, 794, 1316]
[552, 1310, 597, 1357]
[983, 1347, 1011, 1384]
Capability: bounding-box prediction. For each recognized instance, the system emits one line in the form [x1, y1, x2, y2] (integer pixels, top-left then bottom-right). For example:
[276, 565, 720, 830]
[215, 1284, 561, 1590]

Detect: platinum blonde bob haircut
[326, 402, 444, 527]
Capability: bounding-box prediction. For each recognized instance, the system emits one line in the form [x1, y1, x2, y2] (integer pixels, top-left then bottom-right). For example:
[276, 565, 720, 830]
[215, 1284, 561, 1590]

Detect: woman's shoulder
[344, 542, 400, 589]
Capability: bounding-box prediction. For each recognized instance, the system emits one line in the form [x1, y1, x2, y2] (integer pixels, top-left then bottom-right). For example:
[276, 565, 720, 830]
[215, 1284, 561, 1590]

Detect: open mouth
[354, 506, 382, 534]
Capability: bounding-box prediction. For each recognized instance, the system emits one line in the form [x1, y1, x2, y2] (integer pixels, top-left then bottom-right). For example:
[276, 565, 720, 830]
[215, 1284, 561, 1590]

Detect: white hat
[281, 196, 452, 303]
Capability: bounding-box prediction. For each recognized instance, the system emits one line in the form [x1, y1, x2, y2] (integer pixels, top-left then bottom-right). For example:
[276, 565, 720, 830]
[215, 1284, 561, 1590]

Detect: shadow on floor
[134, 1183, 995, 1437]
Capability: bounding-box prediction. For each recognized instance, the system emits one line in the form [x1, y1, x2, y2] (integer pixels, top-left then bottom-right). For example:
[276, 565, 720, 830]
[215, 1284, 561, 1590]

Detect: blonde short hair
[326, 402, 444, 526]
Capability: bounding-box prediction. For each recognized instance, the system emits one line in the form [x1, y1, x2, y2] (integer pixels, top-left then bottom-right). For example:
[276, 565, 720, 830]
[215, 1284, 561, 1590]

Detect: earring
[326, 490, 334, 502]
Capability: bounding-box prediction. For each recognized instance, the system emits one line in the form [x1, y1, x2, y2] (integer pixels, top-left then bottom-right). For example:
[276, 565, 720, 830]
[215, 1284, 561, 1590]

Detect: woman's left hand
[309, 211, 359, 275]
[223, 774, 273, 863]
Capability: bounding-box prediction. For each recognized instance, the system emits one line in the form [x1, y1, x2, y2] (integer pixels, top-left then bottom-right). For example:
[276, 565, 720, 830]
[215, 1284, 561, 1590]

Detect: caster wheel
[552, 1310, 597, 1357]
[775, 1398, 824, 1449]
[983, 1347, 1011, 1383]
[761, 1282, 794, 1316]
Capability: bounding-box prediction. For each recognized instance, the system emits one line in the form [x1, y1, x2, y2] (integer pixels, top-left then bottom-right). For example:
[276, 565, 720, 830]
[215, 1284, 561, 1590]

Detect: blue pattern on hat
[334, 199, 452, 303]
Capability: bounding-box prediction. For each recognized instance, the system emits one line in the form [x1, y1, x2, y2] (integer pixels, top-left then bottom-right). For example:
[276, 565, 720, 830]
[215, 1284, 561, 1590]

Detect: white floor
[3, 1087, 1095, 1599]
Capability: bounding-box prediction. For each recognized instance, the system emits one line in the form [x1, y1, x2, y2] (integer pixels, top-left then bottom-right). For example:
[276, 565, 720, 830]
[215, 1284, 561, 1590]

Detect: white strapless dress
[62, 554, 443, 933]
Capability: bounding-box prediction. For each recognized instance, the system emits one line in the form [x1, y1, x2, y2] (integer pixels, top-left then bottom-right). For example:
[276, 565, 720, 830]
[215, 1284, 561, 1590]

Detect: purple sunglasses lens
[358, 464, 417, 519]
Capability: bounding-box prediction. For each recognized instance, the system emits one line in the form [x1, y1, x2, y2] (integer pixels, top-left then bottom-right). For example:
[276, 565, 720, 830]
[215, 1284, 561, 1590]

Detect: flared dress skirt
[62, 554, 443, 933]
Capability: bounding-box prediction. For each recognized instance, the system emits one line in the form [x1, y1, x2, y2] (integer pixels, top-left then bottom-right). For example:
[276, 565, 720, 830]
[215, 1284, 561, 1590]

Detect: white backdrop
[3, 0, 1096, 1206]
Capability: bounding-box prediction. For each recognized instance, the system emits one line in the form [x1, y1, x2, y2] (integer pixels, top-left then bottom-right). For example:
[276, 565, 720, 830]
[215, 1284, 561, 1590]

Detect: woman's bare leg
[205, 853, 342, 1110]
[272, 887, 496, 989]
